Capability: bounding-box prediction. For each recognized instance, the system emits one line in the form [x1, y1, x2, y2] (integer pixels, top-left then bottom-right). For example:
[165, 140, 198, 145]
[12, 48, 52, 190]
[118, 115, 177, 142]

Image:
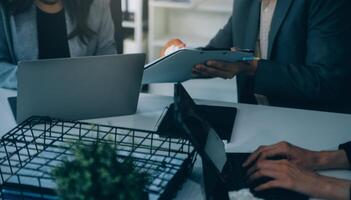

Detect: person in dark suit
[243, 141, 351, 200]
[162, 0, 351, 113]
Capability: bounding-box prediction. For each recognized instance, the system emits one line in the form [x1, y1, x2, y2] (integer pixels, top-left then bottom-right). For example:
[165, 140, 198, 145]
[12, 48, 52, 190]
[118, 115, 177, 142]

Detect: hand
[247, 160, 351, 200]
[247, 159, 319, 195]
[243, 141, 321, 171]
[193, 60, 258, 79]
[160, 38, 186, 57]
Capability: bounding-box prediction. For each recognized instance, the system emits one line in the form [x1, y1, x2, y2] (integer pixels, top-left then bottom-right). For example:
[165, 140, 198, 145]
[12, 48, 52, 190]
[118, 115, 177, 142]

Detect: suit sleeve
[95, 0, 117, 55]
[339, 142, 351, 167]
[0, 7, 17, 89]
[206, 16, 233, 49]
[254, 0, 351, 105]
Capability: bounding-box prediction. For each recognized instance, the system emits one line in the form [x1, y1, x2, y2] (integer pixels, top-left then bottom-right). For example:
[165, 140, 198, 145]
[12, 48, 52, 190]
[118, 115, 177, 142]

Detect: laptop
[16, 54, 146, 123]
[172, 83, 308, 200]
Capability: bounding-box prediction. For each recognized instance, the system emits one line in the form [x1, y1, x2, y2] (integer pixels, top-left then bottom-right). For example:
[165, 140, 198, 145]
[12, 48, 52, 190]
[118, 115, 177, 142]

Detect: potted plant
[52, 142, 149, 200]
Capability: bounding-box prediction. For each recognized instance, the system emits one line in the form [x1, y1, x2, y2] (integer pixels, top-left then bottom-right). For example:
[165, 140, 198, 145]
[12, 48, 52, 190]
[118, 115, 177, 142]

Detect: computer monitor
[173, 83, 230, 200]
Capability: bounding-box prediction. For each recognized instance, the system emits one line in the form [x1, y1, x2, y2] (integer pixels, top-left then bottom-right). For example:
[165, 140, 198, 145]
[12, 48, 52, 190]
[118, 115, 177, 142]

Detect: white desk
[1, 88, 351, 199]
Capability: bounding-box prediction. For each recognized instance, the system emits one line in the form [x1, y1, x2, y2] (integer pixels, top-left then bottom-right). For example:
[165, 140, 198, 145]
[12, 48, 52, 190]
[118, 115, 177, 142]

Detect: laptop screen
[173, 83, 230, 200]
[173, 83, 310, 200]
[174, 83, 227, 171]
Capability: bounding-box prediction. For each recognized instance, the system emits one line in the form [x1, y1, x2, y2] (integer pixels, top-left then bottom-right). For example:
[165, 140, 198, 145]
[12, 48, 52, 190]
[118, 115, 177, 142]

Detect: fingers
[193, 60, 239, 79]
[205, 61, 231, 71]
[248, 168, 282, 183]
[247, 159, 289, 177]
[247, 159, 318, 196]
[256, 147, 288, 163]
[164, 38, 186, 48]
[161, 38, 186, 57]
[243, 142, 291, 167]
[192, 67, 209, 78]
[194, 64, 233, 79]
[178, 43, 186, 48]
[254, 180, 283, 191]
[247, 160, 294, 191]
[170, 38, 186, 48]
[242, 145, 268, 167]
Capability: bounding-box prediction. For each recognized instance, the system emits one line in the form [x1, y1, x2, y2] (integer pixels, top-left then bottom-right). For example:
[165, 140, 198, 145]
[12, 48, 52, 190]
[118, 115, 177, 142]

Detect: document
[142, 48, 253, 84]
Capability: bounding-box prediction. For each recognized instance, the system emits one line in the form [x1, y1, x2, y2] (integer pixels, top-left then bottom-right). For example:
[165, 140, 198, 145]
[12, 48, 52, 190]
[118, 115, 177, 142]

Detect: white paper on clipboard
[142, 49, 253, 84]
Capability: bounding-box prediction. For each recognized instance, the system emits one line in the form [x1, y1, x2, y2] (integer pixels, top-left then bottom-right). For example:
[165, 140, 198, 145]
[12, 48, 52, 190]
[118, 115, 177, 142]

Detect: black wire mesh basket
[0, 117, 195, 200]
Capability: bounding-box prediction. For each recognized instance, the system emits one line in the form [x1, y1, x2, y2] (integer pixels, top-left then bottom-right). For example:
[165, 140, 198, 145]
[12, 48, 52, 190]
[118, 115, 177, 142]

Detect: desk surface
[1, 88, 351, 199]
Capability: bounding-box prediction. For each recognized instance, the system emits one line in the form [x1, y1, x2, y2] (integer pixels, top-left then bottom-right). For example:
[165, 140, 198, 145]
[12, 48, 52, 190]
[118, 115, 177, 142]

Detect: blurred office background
[119, 0, 236, 103]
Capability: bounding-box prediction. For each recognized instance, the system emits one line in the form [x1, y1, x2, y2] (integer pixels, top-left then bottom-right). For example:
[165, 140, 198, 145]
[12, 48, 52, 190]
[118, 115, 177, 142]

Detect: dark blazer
[207, 0, 351, 113]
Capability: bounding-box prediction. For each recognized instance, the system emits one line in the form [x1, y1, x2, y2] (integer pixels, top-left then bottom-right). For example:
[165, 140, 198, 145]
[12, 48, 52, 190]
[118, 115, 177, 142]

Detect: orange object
[160, 38, 186, 57]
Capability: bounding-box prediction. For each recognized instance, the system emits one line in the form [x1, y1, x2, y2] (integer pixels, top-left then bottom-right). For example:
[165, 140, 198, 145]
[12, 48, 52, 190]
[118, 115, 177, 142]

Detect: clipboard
[142, 48, 253, 84]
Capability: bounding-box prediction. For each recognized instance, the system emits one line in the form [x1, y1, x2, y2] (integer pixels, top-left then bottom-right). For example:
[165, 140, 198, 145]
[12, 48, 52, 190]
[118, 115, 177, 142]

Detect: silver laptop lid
[17, 54, 146, 123]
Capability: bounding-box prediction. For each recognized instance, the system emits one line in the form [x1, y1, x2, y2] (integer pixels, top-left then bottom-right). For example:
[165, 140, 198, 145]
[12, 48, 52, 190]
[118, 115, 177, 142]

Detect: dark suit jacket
[207, 0, 351, 113]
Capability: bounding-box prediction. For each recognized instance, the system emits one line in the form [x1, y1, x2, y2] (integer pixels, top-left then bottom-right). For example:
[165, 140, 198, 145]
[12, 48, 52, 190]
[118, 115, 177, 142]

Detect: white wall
[147, 0, 238, 103]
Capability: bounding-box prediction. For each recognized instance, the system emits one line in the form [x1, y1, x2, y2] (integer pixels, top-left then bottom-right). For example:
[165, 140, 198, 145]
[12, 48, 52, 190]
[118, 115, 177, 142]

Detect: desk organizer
[0, 117, 195, 200]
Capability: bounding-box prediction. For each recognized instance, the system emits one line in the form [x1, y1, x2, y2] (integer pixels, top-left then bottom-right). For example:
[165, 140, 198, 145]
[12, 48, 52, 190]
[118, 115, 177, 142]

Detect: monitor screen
[174, 83, 227, 171]
[173, 83, 230, 200]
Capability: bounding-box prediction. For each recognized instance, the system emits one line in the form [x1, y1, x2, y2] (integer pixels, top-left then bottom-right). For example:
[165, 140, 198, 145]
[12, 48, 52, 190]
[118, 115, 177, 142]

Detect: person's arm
[245, 142, 351, 199]
[253, 0, 351, 105]
[0, 5, 17, 90]
[312, 176, 350, 200]
[94, 0, 117, 55]
[194, 0, 351, 107]
[243, 141, 350, 171]
[315, 150, 350, 170]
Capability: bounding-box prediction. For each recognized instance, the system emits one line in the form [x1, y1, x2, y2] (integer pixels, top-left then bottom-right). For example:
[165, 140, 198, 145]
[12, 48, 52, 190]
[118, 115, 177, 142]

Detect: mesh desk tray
[0, 117, 195, 200]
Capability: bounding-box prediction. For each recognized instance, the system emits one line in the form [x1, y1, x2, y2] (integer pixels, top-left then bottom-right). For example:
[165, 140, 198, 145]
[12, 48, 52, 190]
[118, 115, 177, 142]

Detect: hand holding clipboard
[143, 45, 257, 84]
[193, 47, 260, 79]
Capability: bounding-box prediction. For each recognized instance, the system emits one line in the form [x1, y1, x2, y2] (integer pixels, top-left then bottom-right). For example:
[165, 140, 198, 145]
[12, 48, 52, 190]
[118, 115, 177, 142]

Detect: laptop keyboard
[222, 153, 309, 200]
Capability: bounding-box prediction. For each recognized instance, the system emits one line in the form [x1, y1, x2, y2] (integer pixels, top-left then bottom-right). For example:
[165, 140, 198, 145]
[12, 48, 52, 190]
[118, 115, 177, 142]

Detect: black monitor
[173, 83, 230, 200]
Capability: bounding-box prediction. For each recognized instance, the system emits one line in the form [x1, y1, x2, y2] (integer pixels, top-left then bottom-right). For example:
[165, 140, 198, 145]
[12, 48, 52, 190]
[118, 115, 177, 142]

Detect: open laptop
[173, 83, 309, 200]
[15, 54, 146, 123]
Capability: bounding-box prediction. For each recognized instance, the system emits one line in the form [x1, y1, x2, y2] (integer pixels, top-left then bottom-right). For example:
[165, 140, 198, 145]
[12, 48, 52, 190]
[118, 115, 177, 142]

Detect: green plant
[52, 142, 149, 200]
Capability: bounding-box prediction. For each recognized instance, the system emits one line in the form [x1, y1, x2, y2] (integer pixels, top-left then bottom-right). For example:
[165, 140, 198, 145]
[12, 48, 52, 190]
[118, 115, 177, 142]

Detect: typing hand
[160, 38, 186, 57]
[246, 160, 351, 200]
[242, 142, 321, 170]
[193, 60, 258, 79]
[247, 160, 319, 196]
